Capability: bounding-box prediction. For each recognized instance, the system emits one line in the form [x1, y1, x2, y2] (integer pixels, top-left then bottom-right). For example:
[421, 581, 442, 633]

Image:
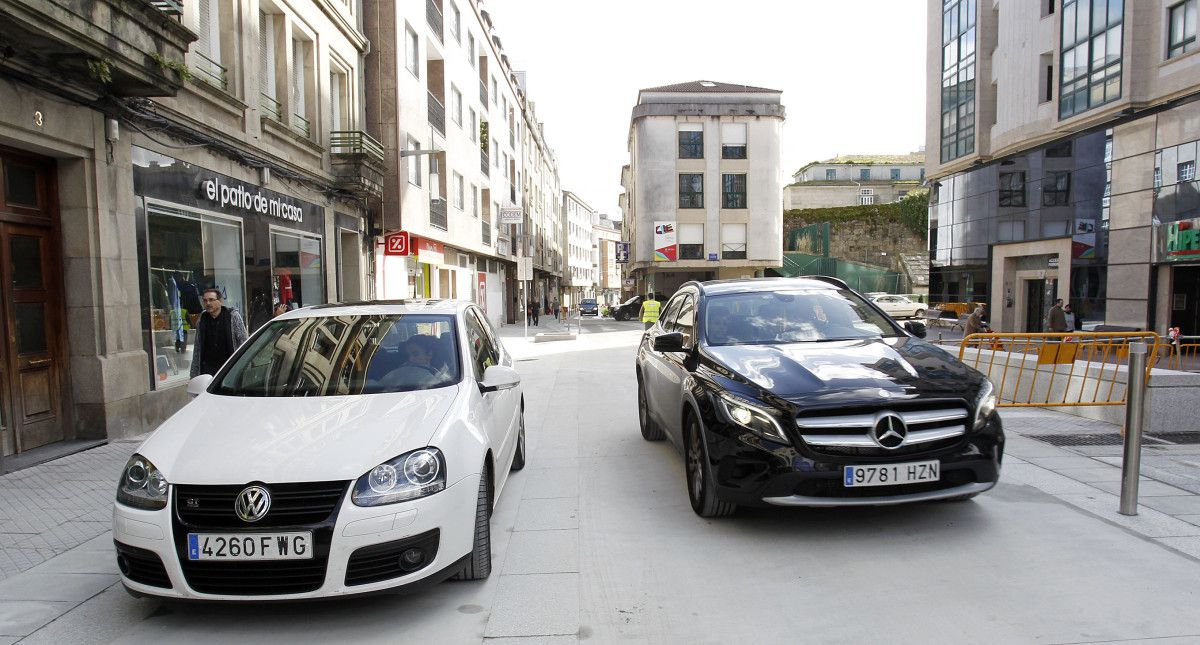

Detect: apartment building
[926, 0, 1200, 335]
[0, 0, 374, 459]
[621, 81, 785, 297]
[519, 99, 564, 319]
[563, 190, 597, 307]
[594, 214, 623, 306]
[784, 152, 926, 210]
[366, 0, 562, 325]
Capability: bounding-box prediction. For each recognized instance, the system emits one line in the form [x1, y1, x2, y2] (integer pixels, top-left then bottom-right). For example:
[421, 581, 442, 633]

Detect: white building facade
[621, 81, 785, 297]
[784, 153, 926, 210]
[562, 191, 597, 307]
[593, 215, 623, 306]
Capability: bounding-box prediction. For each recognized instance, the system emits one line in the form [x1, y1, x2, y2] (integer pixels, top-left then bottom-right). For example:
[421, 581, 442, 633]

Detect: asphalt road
[19, 320, 1200, 644]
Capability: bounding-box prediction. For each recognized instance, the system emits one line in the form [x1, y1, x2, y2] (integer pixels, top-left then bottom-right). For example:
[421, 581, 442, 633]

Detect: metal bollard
[1119, 341, 1148, 516]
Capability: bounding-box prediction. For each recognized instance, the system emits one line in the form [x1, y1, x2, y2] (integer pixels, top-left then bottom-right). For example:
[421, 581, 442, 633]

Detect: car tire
[684, 413, 736, 518]
[451, 464, 492, 581]
[638, 375, 664, 441]
[510, 410, 526, 472]
[914, 309, 926, 319]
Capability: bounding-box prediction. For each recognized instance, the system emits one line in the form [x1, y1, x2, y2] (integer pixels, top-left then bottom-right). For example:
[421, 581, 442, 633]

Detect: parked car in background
[611, 295, 645, 321]
[579, 299, 599, 317]
[869, 294, 926, 319]
[113, 300, 525, 600]
[634, 277, 1001, 517]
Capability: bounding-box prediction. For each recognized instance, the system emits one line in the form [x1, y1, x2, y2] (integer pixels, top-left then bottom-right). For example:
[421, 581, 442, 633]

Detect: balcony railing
[481, 149, 489, 176]
[428, 92, 445, 135]
[291, 113, 311, 139]
[151, 0, 184, 19]
[193, 50, 228, 91]
[426, 0, 443, 42]
[482, 220, 492, 246]
[430, 198, 448, 230]
[479, 79, 487, 106]
[329, 130, 385, 164]
[260, 94, 282, 121]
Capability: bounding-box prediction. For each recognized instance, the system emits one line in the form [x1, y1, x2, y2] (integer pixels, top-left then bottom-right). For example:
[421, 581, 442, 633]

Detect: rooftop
[796, 153, 926, 174]
[639, 80, 782, 94]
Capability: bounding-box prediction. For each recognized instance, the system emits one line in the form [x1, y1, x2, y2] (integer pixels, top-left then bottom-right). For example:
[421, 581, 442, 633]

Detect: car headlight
[116, 454, 169, 510]
[714, 393, 790, 444]
[974, 380, 997, 429]
[352, 448, 447, 507]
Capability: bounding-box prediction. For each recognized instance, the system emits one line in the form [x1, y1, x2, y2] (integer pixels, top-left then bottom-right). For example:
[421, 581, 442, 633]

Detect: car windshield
[211, 314, 461, 396]
[621, 296, 641, 306]
[703, 289, 901, 346]
[582, 299, 597, 305]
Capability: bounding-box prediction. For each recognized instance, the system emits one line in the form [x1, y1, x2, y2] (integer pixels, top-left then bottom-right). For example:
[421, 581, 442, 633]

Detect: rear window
[211, 314, 461, 396]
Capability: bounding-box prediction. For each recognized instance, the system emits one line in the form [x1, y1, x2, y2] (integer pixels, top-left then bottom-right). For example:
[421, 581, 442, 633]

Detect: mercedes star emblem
[234, 485, 271, 523]
[871, 413, 908, 450]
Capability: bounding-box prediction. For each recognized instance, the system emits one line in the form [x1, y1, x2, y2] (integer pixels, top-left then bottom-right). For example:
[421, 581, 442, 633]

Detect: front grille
[175, 481, 349, 528]
[181, 557, 329, 595]
[795, 401, 970, 459]
[345, 529, 441, 586]
[115, 542, 172, 589]
[793, 469, 976, 498]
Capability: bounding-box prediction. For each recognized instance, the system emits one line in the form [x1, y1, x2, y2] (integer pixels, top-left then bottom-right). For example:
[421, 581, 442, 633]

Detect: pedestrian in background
[528, 299, 539, 327]
[640, 293, 661, 330]
[965, 305, 991, 336]
[190, 288, 249, 377]
[1047, 298, 1068, 332]
[551, 297, 560, 321]
[1063, 303, 1081, 331]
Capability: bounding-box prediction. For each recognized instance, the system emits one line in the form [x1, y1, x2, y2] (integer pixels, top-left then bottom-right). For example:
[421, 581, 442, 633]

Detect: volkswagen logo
[234, 485, 271, 523]
[871, 413, 908, 450]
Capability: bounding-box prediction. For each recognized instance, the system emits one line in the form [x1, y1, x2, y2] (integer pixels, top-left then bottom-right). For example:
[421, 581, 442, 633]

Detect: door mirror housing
[187, 374, 214, 397]
[653, 331, 686, 353]
[903, 321, 927, 339]
[480, 365, 521, 393]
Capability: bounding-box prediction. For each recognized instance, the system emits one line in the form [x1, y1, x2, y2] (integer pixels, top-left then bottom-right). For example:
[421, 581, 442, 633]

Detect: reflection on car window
[212, 314, 461, 396]
[703, 289, 900, 346]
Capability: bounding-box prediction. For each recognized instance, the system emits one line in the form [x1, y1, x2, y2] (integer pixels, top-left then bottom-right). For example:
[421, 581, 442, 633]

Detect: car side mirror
[653, 331, 686, 353]
[187, 374, 214, 397]
[904, 321, 927, 339]
[480, 365, 521, 393]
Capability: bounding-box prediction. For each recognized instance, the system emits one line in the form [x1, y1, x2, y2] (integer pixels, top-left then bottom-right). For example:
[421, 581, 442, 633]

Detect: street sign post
[384, 231, 411, 256]
[517, 255, 533, 339]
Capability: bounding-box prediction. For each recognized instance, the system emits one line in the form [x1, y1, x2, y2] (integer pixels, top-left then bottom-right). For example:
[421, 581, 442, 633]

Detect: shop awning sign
[384, 231, 411, 256]
[1157, 217, 1200, 262]
[615, 242, 629, 264]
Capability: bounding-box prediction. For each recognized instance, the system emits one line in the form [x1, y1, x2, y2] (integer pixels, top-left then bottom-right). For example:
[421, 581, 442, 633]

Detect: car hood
[703, 337, 980, 403]
[136, 385, 461, 484]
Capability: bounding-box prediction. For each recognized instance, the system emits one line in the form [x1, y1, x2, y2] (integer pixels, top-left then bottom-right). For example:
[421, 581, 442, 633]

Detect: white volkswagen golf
[112, 300, 525, 600]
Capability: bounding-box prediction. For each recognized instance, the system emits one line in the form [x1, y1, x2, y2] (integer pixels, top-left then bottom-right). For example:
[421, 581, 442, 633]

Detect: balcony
[479, 79, 488, 106]
[260, 94, 282, 121]
[428, 92, 445, 135]
[426, 0, 443, 43]
[330, 130, 385, 198]
[193, 50, 228, 91]
[481, 149, 490, 177]
[291, 113, 311, 139]
[0, 0, 196, 101]
[430, 198, 448, 230]
[482, 220, 492, 246]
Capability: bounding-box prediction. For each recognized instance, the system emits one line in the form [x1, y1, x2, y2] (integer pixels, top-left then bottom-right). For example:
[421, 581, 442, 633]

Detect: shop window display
[146, 208, 245, 388]
[272, 232, 323, 310]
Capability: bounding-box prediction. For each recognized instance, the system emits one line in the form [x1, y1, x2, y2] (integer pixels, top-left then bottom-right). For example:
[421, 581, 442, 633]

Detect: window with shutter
[259, 14, 275, 99]
[198, 0, 215, 59]
[329, 72, 342, 132]
[292, 40, 304, 116]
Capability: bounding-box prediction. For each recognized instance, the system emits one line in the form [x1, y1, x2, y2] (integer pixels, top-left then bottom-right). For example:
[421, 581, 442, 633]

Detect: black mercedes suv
[634, 277, 1002, 517]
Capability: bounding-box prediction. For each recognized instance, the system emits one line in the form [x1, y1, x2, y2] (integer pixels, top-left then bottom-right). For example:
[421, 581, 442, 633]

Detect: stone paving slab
[483, 572, 580, 638]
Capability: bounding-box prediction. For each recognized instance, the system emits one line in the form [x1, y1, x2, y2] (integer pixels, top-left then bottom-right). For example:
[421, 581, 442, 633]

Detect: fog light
[399, 548, 425, 571]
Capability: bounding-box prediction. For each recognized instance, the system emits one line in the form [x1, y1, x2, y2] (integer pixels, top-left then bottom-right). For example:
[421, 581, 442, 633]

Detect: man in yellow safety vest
[640, 293, 661, 330]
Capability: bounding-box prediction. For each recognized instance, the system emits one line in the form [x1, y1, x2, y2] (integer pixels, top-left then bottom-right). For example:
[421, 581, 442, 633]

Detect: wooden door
[1, 223, 64, 452]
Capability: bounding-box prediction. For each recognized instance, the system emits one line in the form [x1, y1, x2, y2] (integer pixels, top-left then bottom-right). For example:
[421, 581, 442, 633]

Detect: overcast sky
[482, 0, 928, 217]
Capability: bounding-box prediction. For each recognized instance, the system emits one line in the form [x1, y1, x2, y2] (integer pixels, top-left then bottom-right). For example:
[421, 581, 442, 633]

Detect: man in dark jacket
[1047, 299, 1068, 332]
[190, 287, 249, 377]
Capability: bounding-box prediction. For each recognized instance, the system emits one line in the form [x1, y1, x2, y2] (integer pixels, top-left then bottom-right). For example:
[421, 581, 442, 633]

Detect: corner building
[621, 81, 784, 297]
[926, 0, 1200, 334]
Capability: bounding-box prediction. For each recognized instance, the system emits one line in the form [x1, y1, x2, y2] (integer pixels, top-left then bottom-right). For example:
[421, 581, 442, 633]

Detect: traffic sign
[615, 241, 630, 263]
[385, 231, 411, 256]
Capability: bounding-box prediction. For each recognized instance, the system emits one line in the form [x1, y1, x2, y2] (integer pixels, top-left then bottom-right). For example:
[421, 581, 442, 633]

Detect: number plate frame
[186, 532, 314, 561]
[843, 460, 940, 488]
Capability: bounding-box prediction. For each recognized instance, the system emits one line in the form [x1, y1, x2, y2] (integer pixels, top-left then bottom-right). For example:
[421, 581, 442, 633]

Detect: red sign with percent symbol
[384, 231, 411, 256]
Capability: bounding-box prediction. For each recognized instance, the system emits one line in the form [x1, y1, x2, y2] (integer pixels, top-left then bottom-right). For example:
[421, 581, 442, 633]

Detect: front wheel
[685, 414, 736, 518]
[914, 309, 926, 319]
[451, 465, 492, 581]
[510, 412, 526, 471]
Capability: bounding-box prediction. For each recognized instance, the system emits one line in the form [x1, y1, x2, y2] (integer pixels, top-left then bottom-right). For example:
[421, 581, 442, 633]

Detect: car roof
[690, 276, 849, 297]
[275, 299, 470, 319]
